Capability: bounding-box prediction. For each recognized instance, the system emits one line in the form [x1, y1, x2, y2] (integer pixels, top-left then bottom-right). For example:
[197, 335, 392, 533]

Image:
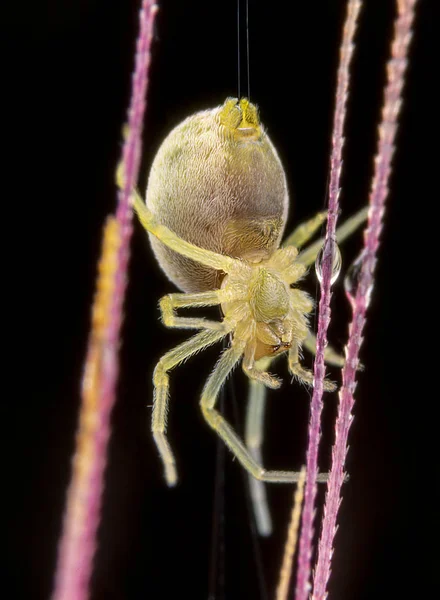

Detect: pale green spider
[130, 97, 367, 535]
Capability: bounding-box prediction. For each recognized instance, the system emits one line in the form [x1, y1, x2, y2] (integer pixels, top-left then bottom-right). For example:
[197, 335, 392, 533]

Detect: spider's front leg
[152, 327, 231, 486]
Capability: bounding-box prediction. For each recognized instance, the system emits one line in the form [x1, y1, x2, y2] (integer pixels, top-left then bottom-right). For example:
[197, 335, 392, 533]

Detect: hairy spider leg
[245, 206, 368, 535]
[133, 189, 238, 274]
[201, 340, 309, 484]
[153, 327, 232, 486]
[159, 291, 229, 331]
[283, 210, 328, 248]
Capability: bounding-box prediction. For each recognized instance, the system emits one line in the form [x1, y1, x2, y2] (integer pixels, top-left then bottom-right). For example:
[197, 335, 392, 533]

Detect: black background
[3, 1, 438, 599]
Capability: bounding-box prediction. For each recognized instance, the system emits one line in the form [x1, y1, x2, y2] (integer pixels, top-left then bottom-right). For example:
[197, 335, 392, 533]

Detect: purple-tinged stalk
[311, 2, 418, 599]
[51, 2, 158, 599]
[294, 2, 362, 599]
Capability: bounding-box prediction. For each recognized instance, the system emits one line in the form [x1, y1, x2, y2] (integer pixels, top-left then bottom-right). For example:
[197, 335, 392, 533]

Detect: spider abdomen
[145, 98, 289, 292]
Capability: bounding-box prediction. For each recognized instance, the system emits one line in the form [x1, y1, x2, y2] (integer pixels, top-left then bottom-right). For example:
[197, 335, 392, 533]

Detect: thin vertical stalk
[52, 2, 158, 599]
[295, 2, 362, 599]
[277, 468, 306, 600]
[312, 2, 418, 599]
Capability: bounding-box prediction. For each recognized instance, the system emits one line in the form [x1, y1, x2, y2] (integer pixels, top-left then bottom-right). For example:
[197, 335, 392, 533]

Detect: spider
[130, 97, 367, 533]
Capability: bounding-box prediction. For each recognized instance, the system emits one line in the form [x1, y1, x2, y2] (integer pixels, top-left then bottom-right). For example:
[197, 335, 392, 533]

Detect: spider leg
[288, 344, 336, 392]
[303, 331, 345, 367]
[153, 327, 230, 486]
[132, 189, 238, 273]
[245, 353, 335, 535]
[283, 211, 328, 248]
[241, 342, 280, 535]
[296, 206, 368, 267]
[201, 342, 311, 483]
[159, 290, 236, 331]
[245, 358, 272, 536]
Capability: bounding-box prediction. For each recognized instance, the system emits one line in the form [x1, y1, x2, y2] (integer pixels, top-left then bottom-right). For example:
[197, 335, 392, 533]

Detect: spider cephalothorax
[218, 245, 326, 391]
[130, 97, 366, 525]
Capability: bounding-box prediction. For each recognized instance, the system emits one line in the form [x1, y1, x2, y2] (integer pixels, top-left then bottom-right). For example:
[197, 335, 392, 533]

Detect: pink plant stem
[52, 2, 158, 599]
[294, 2, 362, 600]
[311, 2, 418, 599]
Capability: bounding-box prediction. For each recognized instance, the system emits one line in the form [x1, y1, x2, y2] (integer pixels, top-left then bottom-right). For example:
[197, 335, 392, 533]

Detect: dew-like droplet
[315, 240, 342, 285]
[344, 251, 364, 304]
